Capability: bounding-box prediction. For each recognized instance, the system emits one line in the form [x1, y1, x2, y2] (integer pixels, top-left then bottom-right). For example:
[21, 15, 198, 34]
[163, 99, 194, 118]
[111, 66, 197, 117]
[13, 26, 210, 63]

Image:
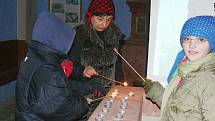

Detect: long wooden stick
[97, 74, 125, 86]
[113, 48, 146, 82]
[91, 96, 105, 102]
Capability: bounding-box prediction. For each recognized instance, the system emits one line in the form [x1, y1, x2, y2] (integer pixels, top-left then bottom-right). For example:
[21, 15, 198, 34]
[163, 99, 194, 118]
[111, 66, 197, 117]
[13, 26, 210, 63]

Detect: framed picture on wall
[49, 0, 81, 27]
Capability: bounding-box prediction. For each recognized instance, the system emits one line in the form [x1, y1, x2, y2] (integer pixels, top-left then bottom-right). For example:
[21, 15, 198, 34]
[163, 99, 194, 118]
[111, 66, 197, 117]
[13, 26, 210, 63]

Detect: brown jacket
[149, 53, 215, 121]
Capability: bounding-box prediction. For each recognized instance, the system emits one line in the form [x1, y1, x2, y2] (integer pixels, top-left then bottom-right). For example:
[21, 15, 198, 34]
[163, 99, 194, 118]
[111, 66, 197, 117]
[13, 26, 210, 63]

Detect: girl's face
[91, 15, 113, 32]
[182, 36, 211, 61]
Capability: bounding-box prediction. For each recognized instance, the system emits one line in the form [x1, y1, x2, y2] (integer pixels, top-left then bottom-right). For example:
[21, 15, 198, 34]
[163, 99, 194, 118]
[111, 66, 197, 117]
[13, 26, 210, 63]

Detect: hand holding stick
[87, 96, 105, 104]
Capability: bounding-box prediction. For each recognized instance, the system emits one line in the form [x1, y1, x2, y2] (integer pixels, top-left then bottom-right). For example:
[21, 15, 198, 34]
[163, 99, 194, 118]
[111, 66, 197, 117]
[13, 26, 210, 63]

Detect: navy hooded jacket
[16, 12, 88, 121]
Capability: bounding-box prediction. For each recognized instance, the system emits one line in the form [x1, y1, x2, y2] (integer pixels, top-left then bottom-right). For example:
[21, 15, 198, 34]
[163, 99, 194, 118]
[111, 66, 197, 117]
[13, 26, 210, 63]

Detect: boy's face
[182, 36, 210, 61]
[91, 15, 113, 32]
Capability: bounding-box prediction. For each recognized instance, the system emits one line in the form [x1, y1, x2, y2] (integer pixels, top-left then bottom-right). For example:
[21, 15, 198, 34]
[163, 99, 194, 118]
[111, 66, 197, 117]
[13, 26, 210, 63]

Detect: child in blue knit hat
[134, 15, 215, 121]
[168, 15, 215, 82]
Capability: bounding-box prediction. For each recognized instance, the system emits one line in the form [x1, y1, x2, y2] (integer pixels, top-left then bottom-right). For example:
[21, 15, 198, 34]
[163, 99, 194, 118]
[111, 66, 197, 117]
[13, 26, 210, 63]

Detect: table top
[88, 85, 160, 121]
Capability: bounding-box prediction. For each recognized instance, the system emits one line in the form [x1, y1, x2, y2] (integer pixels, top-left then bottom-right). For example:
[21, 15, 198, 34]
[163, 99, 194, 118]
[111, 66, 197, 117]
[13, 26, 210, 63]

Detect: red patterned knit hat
[86, 0, 115, 27]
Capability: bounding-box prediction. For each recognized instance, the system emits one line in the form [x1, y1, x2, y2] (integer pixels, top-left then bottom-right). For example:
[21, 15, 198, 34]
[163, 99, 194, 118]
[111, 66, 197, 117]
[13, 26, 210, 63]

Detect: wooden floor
[0, 98, 15, 121]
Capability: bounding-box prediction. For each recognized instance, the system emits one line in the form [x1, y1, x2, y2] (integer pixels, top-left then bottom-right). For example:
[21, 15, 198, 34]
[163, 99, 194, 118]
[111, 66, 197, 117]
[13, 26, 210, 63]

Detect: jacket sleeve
[147, 82, 165, 107]
[28, 65, 88, 121]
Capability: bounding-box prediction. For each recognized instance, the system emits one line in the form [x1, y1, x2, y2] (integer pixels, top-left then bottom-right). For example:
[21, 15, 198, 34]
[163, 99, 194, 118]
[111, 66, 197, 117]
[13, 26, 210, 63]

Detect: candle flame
[111, 89, 118, 97]
[123, 82, 128, 86]
[128, 91, 134, 96]
[111, 93, 116, 97]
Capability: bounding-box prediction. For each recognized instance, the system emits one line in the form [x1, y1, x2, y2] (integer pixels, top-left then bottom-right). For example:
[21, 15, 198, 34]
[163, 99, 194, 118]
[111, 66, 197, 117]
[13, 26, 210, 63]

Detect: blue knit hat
[180, 16, 215, 52]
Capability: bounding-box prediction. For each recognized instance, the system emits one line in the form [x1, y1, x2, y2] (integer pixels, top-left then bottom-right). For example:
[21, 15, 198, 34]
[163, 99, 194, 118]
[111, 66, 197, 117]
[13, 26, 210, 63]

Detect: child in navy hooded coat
[16, 12, 89, 121]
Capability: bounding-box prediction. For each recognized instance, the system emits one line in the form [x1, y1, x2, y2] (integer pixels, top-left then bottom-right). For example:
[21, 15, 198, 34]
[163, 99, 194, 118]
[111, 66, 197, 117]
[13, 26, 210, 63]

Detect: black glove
[133, 78, 155, 93]
[133, 78, 164, 107]
[89, 81, 106, 98]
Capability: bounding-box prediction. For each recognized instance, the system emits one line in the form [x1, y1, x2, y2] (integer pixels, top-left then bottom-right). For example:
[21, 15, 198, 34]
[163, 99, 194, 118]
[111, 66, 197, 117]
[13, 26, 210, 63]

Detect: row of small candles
[95, 89, 134, 121]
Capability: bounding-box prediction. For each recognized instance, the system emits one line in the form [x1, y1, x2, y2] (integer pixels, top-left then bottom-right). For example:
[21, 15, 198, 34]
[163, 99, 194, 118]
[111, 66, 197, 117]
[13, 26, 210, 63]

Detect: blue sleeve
[29, 66, 88, 121]
[167, 50, 185, 83]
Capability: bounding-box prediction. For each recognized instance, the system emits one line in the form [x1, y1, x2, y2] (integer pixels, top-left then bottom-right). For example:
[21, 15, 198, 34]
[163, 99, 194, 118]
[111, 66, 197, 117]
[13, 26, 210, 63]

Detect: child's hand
[86, 98, 93, 104]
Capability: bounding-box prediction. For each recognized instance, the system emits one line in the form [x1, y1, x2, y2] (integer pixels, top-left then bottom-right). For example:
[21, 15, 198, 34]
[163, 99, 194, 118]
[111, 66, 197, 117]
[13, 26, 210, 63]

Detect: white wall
[147, 0, 214, 86]
[17, 0, 38, 41]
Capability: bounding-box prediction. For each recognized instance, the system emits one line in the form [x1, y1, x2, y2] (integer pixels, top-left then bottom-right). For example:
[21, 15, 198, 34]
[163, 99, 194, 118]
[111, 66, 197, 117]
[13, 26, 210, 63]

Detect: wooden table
[88, 85, 160, 121]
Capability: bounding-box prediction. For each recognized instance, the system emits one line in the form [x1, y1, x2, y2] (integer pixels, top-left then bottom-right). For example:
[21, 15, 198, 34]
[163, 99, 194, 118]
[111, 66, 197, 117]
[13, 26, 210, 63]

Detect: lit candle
[111, 93, 116, 98]
[111, 89, 118, 98]
[123, 82, 128, 86]
[128, 91, 134, 96]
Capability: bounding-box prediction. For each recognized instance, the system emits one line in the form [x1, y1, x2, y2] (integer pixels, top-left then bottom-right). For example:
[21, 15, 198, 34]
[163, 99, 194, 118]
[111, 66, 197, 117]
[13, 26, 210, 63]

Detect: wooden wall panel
[0, 40, 28, 85]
